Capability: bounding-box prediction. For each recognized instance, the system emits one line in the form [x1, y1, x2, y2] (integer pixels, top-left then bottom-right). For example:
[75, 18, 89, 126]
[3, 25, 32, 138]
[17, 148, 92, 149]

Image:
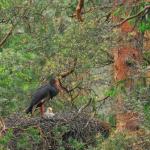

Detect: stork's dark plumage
[26, 58, 77, 117]
[26, 77, 63, 116]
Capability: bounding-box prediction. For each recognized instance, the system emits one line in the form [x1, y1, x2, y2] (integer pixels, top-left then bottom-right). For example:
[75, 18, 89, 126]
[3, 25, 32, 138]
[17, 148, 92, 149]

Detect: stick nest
[2, 112, 110, 150]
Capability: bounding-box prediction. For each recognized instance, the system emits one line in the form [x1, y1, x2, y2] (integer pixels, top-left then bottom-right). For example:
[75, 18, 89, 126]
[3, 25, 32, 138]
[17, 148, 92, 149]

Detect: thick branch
[76, 0, 84, 22]
[114, 5, 150, 27]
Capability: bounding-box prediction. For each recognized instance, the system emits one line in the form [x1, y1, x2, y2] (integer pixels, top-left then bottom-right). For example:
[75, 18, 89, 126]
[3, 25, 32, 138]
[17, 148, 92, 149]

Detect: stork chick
[44, 107, 55, 119]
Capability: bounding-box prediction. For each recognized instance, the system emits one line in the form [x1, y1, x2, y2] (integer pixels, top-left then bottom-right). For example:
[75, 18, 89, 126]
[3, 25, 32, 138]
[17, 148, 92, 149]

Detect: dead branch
[0, 25, 15, 47]
[114, 5, 150, 27]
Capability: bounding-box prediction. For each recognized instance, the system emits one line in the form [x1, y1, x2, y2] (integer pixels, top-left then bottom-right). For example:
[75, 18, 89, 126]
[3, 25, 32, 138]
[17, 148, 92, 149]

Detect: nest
[1, 112, 110, 150]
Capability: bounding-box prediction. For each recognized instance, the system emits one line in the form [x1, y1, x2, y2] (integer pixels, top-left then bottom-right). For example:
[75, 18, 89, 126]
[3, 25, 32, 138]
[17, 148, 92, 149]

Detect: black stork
[25, 77, 64, 116]
[26, 58, 77, 117]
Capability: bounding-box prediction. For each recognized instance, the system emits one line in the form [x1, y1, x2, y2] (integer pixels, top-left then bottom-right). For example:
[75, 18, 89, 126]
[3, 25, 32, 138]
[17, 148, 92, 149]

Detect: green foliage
[105, 87, 117, 97]
[105, 81, 126, 97]
[108, 114, 116, 127]
[68, 138, 85, 150]
[0, 127, 41, 150]
[143, 51, 150, 65]
[144, 103, 150, 128]
[16, 127, 41, 150]
[0, 49, 40, 116]
[53, 125, 69, 137]
[0, 129, 13, 146]
[113, 6, 125, 17]
[0, 0, 115, 117]
[139, 19, 150, 32]
[17, 135, 32, 150]
[0, 0, 150, 149]
[52, 125, 86, 150]
[93, 130, 150, 150]
[52, 125, 69, 149]
[95, 132, 134, 150]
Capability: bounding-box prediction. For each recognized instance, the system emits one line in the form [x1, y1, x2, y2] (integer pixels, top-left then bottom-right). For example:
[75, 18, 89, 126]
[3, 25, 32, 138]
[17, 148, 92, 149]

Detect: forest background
[0, 0, 150, 149]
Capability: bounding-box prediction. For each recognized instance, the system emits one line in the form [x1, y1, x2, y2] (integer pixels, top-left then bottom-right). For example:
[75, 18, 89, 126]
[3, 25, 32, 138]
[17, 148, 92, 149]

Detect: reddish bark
[120, 21, 134, 32]
[76, 0, 84, 22]
[113, 0, 142, 131]
[116, 112, 140, 131]
[113, 47, 141, 81]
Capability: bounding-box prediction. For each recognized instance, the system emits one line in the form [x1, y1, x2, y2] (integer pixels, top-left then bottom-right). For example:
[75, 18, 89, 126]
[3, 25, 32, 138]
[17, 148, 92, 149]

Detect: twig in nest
[83, 112, 96, 129]
[59, 98, 92, 126]
[69, 98, 92, 121]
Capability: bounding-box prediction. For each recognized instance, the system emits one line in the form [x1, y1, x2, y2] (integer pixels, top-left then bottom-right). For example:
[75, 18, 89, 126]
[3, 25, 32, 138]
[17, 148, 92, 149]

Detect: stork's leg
[40, 104, 45, 117]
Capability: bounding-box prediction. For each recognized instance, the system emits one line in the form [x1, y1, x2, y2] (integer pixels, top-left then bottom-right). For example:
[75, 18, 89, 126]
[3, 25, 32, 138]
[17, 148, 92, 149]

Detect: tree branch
[70, 5, 112, 19]
[114, 5, 150, 27]
[60, 58, 77, 78]
[76, 0, 84, 22]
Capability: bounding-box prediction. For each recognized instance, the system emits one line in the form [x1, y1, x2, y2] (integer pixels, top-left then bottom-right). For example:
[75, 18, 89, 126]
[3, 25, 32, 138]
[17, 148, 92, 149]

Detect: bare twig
[0, 25, 15, 47]
[97, 96, 110, 102]
[60, 58, 77, 78]
[68, 82, 82, 93]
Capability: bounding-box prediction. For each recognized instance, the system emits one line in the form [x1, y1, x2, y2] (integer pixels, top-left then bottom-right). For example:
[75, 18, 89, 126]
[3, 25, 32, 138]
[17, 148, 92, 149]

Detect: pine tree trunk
[112, 0, 142, 131]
